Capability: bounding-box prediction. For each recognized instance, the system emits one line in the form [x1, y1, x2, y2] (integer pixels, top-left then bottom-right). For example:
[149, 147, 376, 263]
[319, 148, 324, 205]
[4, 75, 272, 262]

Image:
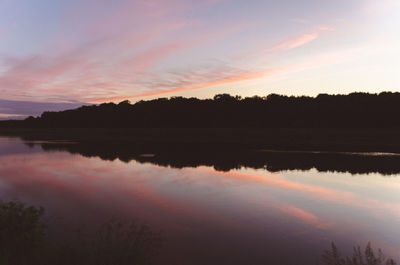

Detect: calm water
[1, 136, 400, 264]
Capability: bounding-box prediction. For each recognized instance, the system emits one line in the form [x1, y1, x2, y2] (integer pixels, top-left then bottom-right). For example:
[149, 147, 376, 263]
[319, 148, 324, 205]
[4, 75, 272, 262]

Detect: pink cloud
[0, 0, 337, 104]
[126, 44, 187, 72]
[0, 0, 246, 103]
[95, 25, 334, 102]
[89, 57, 321, 103]
[273, 32, 319, 51]
[269, 26, 335, 52]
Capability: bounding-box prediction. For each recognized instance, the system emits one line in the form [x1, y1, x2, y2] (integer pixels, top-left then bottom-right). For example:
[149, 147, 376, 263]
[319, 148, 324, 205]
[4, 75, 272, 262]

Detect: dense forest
[2, 92, 400, 128]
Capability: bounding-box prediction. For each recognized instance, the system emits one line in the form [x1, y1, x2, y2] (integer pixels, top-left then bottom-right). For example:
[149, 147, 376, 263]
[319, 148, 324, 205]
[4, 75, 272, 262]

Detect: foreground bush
[322, 242, 397, 265]
[0, 200, 161, 265]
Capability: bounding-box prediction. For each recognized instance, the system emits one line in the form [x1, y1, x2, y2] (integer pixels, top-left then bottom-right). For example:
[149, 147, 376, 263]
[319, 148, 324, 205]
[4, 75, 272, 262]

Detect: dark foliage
[321, 242, 397, 265]
[0, 201, 46, 265]
[2, 92, 400, 128]
[0, 201, 161, 265]
[50, 219, 161, 265]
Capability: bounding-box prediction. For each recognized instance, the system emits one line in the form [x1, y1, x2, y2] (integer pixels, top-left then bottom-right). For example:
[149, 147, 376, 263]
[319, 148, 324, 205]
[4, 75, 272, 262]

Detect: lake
[0, 136, 399, 264]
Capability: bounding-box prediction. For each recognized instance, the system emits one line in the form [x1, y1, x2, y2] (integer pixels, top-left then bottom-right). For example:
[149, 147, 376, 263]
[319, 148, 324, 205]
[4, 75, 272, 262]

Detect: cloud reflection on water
[0, 139, 399, 263]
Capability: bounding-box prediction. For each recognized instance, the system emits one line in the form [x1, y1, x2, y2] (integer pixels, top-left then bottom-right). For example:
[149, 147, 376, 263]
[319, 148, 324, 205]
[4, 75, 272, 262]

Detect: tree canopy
[3, 92, 400, 128]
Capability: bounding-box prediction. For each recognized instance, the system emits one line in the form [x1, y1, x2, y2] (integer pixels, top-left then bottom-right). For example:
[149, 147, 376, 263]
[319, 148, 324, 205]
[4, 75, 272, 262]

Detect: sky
[0, 0, 399, 118]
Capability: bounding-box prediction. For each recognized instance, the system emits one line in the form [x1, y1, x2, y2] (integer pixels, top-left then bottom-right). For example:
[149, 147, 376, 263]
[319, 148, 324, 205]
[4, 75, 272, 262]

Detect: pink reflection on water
[279, 206, 333, 229]
[0, 152, 240, 231]
[209, 169, 400, 220]
[0, 146, 399, 261]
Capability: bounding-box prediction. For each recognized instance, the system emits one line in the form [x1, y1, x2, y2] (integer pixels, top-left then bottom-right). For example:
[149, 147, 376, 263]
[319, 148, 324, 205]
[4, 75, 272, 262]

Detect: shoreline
[1, 127, 400, 153]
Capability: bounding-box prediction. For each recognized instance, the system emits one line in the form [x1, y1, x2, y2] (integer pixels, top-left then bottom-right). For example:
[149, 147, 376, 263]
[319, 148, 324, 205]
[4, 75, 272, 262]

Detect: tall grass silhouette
[321, 242, 397, 265]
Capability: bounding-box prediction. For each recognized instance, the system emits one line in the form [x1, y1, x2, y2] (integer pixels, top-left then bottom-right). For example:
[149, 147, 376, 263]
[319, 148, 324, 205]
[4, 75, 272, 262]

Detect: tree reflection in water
[27, 140, 400, 176]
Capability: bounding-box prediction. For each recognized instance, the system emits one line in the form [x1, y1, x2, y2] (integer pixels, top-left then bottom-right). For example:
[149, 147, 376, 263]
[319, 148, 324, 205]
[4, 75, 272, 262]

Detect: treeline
[34, 141, 400, 175]
[3, 92, 400, 128]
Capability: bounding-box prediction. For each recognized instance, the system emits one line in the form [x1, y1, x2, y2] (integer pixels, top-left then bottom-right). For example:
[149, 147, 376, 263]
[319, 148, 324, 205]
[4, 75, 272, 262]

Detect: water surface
[0, 137, 399, 264]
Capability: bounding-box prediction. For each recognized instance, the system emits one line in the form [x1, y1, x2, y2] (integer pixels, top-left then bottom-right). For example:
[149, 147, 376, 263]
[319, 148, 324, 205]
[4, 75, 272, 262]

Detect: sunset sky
[0, 0, 399, 118]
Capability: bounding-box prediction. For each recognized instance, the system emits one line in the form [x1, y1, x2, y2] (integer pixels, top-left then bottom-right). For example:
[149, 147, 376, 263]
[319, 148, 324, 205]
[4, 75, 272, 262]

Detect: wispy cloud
[0, 0, 338, 104]
[268, 26, 335, 52]
[0, 0, 398, 105]
[0, 22, 337, 104]
[0, 0, 248, 103]
[90, 64, 298, 102]
[89, 24, 337, 102]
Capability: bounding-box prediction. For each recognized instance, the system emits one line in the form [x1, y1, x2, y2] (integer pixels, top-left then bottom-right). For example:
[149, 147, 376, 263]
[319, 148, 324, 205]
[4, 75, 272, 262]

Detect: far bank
[1, 127, 400, 153]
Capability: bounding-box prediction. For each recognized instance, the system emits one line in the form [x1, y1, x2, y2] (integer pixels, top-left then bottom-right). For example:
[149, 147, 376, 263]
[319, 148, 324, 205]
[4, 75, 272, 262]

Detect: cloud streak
[266, 26, 335, 53]
[0, 0, 254, 105]
[4, 0, 388, 107]
[0, 22, 339, 107]
[89, 25, 337, 102]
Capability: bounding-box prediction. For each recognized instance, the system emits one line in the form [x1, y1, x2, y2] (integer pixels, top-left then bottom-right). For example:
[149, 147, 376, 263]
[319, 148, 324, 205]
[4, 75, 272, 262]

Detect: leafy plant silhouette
[0, 200, 46, 265]
[322, 242, 397, 265]
[0, 200, 161, 265]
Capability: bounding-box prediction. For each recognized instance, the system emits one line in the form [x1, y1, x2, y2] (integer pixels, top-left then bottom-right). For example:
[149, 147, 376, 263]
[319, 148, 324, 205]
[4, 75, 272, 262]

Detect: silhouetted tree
[2, 92, 400, 128]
